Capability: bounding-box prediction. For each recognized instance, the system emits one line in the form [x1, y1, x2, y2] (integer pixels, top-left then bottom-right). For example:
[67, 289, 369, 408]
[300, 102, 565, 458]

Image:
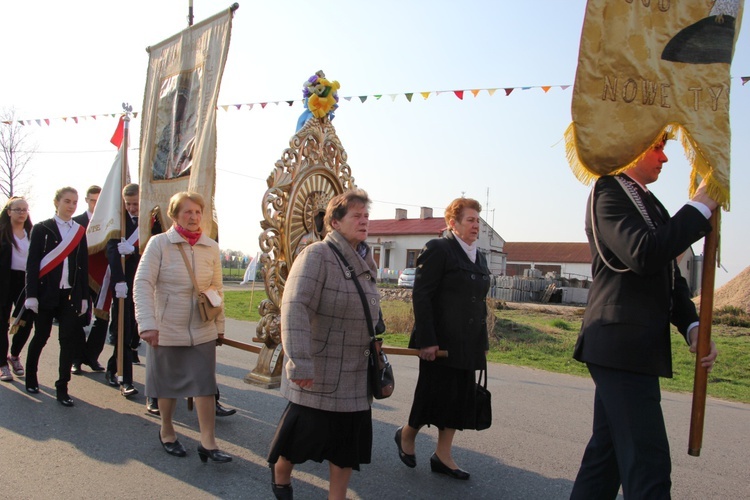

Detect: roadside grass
[225, 289, 750, 403]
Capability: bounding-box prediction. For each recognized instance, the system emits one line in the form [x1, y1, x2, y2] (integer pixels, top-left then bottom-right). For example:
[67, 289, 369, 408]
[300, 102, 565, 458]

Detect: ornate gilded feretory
[245, 116, 355, 388]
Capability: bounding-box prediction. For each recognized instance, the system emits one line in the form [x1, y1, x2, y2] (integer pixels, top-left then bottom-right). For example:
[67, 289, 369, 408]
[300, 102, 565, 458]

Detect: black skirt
[267, 402, 372, 470]
[408, 360, 479, 430]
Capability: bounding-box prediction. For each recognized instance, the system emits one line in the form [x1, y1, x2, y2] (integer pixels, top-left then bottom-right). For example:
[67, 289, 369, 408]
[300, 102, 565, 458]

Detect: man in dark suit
[570, 139, 719, 499]
[104, 183, 143, 397]
[72, 185, 109, 374]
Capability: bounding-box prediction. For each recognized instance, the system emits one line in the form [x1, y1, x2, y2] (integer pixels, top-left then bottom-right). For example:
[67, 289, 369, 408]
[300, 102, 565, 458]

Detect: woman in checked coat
[268, 189, 380, 500]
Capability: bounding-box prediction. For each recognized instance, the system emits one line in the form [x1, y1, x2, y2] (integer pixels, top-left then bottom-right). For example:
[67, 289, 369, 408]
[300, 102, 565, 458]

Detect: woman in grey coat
[268, 189, 380, 500]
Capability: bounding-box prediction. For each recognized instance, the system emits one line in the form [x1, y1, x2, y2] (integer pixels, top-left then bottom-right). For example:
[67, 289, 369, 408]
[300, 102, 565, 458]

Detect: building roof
[504, 242, 592, 264]
[368, 218, 447, 236]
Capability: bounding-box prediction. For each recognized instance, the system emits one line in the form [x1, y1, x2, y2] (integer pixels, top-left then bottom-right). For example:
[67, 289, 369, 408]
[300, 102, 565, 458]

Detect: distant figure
[0, 197, 34, 382]
[267, 189, 379, 500]
[395, 197, 491, 481]
[570, 138, 719, 499]
[24, 187, 89, 407]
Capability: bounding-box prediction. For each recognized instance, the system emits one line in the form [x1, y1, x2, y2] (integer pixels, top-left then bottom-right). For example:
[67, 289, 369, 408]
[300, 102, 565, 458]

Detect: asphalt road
[1, 318, 748, 499]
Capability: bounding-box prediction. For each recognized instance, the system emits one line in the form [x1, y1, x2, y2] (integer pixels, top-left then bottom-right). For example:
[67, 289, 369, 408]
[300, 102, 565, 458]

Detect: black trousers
[0, 270, 33, 364]
[25, 293, 85, 395]
[106, 296, 135, 385]
[570, 363, 671, 500]
[73, 286, 110, 366]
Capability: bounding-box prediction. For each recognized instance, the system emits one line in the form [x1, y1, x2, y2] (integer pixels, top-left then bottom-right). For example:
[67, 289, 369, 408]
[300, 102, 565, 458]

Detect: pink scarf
[174, 224, 202, 246]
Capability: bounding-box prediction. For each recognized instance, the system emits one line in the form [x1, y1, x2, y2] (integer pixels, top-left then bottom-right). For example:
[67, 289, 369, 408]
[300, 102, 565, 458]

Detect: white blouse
[11, 232, 29, 271]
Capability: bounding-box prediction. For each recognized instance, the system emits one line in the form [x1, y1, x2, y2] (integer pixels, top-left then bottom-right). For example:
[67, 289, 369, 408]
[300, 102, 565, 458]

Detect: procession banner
[565, 0, 744, 209]
[85, 134, 130, 319]
[138, 7, 234, 247]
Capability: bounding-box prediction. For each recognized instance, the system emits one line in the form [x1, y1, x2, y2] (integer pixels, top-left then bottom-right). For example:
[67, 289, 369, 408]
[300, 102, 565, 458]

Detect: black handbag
[475, 365, 492, 430]
[327, 242, 394, 399]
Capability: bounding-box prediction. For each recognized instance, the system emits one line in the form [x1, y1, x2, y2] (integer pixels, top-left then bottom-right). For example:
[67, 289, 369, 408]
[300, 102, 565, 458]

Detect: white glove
[118, 239, 135, 255]
[81, 300, 88, 315]
[115, 282, 128, 299]
[25, 297, 39, 314]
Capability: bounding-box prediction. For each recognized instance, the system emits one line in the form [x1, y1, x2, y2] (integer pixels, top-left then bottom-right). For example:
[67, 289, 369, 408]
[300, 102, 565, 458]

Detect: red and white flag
[86, 121, 131, 318]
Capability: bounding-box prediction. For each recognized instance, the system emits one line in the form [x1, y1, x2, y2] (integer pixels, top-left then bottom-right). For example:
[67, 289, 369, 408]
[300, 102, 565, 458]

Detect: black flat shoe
[26, 386, 40, 394]
[215, 401, 237, 417]
[270, 463, 294, 500]
[429, 453, 470, 480]
[146, 401, 161, 416]
[86, 361, 105, 372]
[71, 364, 83, 375]
[159, 432, 186, 457]
[57, 396, 75, 407]
[394, 427, 416, 468]
[121, 384, 138, 397]
[197, 445, 232, 463]
[105, 371, 119, 387]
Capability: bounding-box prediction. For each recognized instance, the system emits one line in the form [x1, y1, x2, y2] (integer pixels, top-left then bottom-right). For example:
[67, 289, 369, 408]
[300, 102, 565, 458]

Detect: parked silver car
[398, 268, 416, 288]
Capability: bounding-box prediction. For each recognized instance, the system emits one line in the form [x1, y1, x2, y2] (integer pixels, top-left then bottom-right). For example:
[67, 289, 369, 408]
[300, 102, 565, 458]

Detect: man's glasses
[9, 209, 29, 213]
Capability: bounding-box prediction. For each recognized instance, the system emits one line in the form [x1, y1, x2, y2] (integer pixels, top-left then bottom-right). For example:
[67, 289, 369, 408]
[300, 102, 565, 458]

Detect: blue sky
[1, 0, 748, 287]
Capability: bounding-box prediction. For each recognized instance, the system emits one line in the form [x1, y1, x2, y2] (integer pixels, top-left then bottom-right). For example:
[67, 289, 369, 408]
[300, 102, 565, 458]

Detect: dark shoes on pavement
[159, 431, 186, 457]
[71, 364, 83, 375]
[146, 399, 160, 416]
[105, 371, 119, 387]
[121, 384, 138, 397]
[394, 427, 417, 468]
[216, 401, 237, 417]
[197, 445, 232, 463]
[429, 453, 470, 480]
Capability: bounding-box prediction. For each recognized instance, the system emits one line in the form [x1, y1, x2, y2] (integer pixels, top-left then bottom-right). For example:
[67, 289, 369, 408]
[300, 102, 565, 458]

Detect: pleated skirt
[408, 360, 479, 430]
[145, 340, 217, 398]
[267, 402, 372, 470]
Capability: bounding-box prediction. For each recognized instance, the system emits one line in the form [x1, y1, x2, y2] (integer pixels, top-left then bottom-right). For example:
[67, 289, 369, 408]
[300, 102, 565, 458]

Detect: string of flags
[4, 77, 749, 127]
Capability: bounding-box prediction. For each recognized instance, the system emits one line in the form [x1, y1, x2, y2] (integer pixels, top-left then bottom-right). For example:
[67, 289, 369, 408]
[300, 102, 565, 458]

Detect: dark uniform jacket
[25, 218, 89, 312]
[409, 232, 491, 370]
[574, 174, 712, 377]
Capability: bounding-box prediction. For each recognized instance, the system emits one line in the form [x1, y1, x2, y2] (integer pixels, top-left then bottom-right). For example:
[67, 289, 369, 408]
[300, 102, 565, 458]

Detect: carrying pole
[116, 105, 131, 384]
[688, 210, 720, 456]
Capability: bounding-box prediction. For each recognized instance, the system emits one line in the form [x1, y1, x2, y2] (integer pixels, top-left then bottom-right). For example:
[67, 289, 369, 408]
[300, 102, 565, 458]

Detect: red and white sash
[39, 223, 85, 278]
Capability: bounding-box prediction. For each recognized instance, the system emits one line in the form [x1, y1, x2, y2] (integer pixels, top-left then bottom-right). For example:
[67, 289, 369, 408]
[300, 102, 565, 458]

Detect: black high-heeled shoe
[197, 445, 232, 463]
[429, 453, 470, 480]
[394, 427, 416, 468]
[159, 431, 186, 457]
[270, 463, 294, 500]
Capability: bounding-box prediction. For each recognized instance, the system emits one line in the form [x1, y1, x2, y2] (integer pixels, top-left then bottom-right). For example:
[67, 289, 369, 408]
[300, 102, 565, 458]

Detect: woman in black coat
[395, 197, 490, 480]
[0, 197, 34, 382]
[24, 187, 88, 406]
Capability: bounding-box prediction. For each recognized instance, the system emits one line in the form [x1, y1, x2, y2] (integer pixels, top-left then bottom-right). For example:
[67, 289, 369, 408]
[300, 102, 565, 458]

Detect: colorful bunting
[9, 76, 749, 126]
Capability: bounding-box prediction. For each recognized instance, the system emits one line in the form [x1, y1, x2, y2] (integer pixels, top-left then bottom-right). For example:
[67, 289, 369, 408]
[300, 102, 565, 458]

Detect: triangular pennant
[344, 96, 352, 101]
[44, 119, 50, 126]
[133, 112, 138, 118]
[235, 104, 242, 110]
[742, 76, 750, 86]
[487, 88, 497, 96]
[389, 94, 398, 102]
[421, 92, 430, 100]
[405, 93, 413, 102]
[63, 117, 68, 122]
[221, 105, 229, 112]
[435, 91, 442, 95]
[374, 95, 383, 100]
[541, 86, 551, 93]
[35, 119, 42, 126]
[91, 115, 97, 120]
[286, 101, 294, 106]
[471, 89, 480, 97]
[561, 85, 571, 91]
[72, 117, 79, 124]
[247, 103, 254, 110]
[504, 88, 514, 96]
[359, 96, 368, 103]
[260, 102, 267, 109]
[454, 90, 464, 100]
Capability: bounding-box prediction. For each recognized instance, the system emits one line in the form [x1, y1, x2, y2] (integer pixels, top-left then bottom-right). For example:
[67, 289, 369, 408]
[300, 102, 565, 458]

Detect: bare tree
[1, 108, 36, 199]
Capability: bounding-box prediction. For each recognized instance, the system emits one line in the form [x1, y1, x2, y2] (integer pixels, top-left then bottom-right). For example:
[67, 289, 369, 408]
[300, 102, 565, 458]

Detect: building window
[406, 250, 420, 268]
[385, 249, 390, 268]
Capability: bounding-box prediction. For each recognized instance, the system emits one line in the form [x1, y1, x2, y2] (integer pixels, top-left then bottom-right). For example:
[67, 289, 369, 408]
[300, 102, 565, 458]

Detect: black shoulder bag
[327, 242, 394, 399]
